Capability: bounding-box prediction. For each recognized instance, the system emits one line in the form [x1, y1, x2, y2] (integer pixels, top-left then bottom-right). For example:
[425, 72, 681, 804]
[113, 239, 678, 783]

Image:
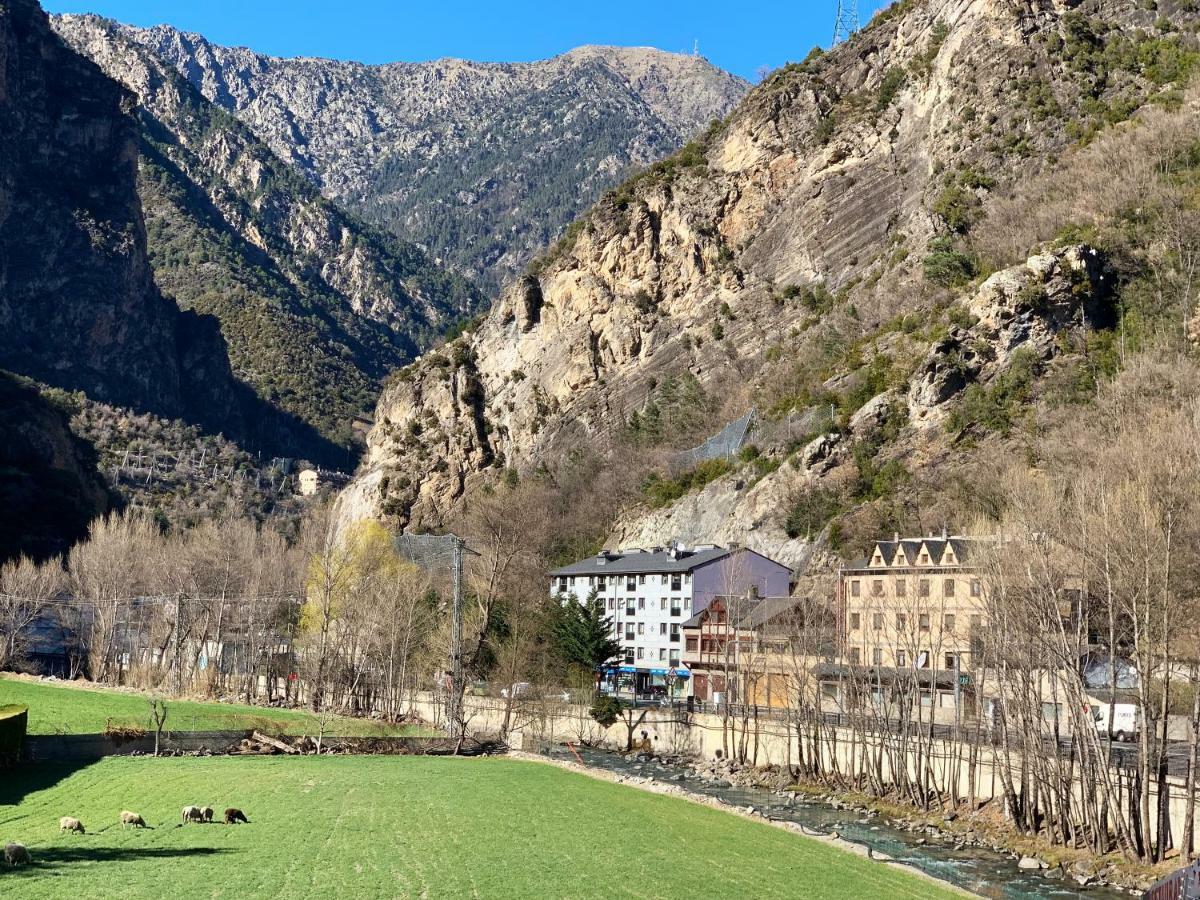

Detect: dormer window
[919, 552, 929, 564]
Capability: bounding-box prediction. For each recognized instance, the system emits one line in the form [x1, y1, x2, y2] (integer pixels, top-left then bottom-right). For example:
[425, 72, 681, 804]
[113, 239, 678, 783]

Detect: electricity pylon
[833, 0, 860, 45]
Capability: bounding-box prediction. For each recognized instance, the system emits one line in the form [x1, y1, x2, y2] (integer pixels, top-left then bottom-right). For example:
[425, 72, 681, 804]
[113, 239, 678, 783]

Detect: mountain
[339, 0, 1200, 564]
[53, 15, 486, 453]
[99, 25, 750, 294]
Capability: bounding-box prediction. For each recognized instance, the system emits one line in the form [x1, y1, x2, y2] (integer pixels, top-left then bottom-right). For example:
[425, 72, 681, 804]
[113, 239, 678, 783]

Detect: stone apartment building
[831, 534, 985, 713]
[550, 543, 791, 697]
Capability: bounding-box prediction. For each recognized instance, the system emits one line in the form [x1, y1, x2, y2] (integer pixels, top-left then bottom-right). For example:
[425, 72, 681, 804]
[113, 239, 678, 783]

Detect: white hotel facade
[551, 543, 792, 697]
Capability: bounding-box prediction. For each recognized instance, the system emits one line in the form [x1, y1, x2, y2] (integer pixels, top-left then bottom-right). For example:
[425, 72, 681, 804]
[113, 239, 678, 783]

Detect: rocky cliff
[0, 0, 238, 425]
[101, 24, 750, 293]
[342, 0, 1197, 563]
[53, 15, 485, 453]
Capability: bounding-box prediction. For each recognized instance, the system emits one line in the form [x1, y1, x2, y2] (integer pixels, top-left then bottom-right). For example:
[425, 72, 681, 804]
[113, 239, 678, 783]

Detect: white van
[1091, 701, 1139, 742]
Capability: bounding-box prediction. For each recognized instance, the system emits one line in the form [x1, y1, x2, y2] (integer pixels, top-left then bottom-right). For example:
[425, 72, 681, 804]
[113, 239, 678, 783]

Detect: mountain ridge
[100, 21, 751, 293]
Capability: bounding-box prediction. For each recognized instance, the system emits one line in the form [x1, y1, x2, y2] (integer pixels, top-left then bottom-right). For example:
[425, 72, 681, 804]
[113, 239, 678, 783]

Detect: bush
[923, 238, 979, 287]
[875, 68, 907, 112]
[946, 348, 1040, 435]
[589, 695, 622, 728]
[784, 486, 846, 539]
[641, 458, 732, 508]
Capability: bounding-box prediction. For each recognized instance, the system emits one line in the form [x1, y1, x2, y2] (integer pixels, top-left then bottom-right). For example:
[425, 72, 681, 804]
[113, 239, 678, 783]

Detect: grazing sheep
[199, 806, 213, 823]
[4, 842, 30, 866]
[120, 811, 147, 829]
[181, 806, 204, 824]
[223, 808, 248, 825]
[59, 816, 84, 834]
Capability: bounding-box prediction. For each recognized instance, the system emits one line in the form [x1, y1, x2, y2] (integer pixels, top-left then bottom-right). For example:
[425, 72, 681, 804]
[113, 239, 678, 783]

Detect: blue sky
[43, 1, 894, 82]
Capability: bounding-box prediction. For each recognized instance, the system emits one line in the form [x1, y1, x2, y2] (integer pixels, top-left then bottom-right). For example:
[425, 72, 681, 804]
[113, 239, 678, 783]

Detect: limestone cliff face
[343, 0, 1192, 550]
[53, 15, 484, 453]
[101, 25, 750, 294]
[0, 0, 243, 433]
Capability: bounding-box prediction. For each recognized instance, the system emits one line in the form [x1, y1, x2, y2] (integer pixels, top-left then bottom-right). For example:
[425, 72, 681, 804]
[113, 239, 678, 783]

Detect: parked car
[1092, 701, 1140, 742]
[500, 682, 534, 699]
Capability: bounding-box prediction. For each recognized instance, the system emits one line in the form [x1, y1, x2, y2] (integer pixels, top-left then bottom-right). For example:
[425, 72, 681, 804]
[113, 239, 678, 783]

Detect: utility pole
[448, 537, 464, 742]
[833, 0, 860, 45]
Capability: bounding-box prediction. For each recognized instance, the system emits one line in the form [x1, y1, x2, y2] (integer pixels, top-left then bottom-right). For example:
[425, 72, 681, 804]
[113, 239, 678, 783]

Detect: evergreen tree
[555, 589, 621, 677]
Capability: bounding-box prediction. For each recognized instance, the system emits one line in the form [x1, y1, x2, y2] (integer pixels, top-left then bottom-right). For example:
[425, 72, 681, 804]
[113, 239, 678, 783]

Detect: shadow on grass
[4, 846, 233, 877]
[0, 760, 97, 809]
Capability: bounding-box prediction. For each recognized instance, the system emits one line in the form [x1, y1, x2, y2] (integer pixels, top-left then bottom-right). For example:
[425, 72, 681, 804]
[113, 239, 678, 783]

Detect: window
[850, 580, 861, 597]
[659, 649, 666, 660]
[939, 691, 956, 709]
[556, 576, 567, 592]
[597, 576, 606, 591]
[872, 647, 883, 665]
[849, 612, 861, 630]
[686, 637, 698, 652]
[669, 652, 680, 666]
[636, 647, 644, 660]
[944, 653, 958, 671]
[624, 648, 635, 665]
[896, 650, 907, 667]
[919, 552, 929, 564]
[638, 597, 646, 610]
[896, 613, 907, 630]
[670, 624, 680, 642]
[660, 598, 667, 610]
[896, 579, 907, 597]
[626, 601, 635, 616]
[671, 574, 682, 591]
[626, 577, 636, 592]
[872, 612, 884, 630]
[608, 598, 615, 610]
[918, 579, 930, 597]
[659, 623, 667, 635]
[639, 574, 646, 585]
[849, 647, 861, 664]
[661, 574, 668, 585]
[637, 623, 645, 635]
[919, 650, 930, 668]
[919, 613, 930, 630]
[944, 579, 955, 597]
[970, 578, 981, 597]
[821, 682, 839, 701]
[872, 579, 883, 596]
[625, 627, 635, 641]
[920, 690, 933, 708]
[943, 613, 956, 632]
[671, 603, 681, 617]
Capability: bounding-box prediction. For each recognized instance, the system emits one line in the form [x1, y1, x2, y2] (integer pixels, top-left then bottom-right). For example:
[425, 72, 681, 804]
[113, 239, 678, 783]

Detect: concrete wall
[416, 692, 1195, 846]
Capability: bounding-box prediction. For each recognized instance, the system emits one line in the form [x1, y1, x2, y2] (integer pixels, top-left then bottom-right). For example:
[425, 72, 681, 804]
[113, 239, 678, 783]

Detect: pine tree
[555, 589, 621, 677]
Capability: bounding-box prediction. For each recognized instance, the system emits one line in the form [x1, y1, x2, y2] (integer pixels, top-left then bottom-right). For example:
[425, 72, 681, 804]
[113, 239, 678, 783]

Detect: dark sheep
[4, 842, 30, 866]
[200, 807, 213, 824]
[223, 808, 248, 825]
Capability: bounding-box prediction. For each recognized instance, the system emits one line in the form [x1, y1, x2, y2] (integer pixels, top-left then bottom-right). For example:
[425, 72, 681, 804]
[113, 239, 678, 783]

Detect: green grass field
[0, 755, 960, 899]
[0, 676, 431, 737]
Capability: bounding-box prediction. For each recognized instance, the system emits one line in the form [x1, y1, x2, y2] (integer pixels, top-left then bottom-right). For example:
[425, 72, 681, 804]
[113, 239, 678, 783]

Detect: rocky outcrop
[342, 0, 1189, 545]
[909, 245, 1108, 427]
[99, 26, 750, 294]
[53, 15, 484, 455]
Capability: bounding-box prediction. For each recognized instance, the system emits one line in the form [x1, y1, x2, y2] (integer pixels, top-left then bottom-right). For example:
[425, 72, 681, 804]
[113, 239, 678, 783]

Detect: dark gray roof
[847, 536, 978, 571]
[551, 546, 732, 577]
[680, 596, 799, 631]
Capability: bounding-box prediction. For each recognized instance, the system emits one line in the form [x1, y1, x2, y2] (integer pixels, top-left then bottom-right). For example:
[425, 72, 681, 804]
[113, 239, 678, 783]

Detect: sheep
[223, 808, 248, 825]
[4, 842, 29, 866]
[120, 811, 147, 829]
[59, 816, 84, 834]
[199, 806, 213, 823]
[180, 806, 204, 824]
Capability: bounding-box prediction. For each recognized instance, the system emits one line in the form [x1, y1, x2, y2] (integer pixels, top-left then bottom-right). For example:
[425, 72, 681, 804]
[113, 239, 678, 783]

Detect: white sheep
[120, 810, 147, 829]
[4, 842, 30, 866]
[59, 816, 84, 834]
[181, 805, 204, 824]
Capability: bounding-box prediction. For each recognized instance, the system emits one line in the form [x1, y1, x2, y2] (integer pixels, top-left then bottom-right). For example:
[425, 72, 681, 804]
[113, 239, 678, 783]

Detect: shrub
[875, 68, 907, 112]
[784, 486, 846, 539]
[923, 238, 979, 287]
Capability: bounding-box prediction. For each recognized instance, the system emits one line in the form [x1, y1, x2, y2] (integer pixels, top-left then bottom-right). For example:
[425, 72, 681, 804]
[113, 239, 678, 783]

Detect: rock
[1017, 857, 1041, 870]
